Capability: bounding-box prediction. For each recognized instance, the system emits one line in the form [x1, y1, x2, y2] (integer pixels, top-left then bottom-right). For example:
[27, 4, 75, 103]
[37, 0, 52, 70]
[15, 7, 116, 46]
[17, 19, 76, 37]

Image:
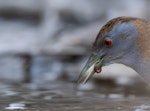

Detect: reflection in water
[0, 80, 149, 111]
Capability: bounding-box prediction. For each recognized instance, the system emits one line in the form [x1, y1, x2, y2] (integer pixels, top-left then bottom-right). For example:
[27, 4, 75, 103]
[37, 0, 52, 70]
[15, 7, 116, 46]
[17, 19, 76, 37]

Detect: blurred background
[0, 0, 149, 84]
[0, 0, 150, 110]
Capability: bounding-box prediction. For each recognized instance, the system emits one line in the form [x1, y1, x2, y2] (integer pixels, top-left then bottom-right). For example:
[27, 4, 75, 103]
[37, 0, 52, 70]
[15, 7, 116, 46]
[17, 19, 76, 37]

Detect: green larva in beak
[77, 55, 103, 84]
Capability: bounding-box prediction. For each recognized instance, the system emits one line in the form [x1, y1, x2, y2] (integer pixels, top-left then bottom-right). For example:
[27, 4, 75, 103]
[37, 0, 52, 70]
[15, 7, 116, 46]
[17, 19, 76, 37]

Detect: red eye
[103, 38, 113, 48]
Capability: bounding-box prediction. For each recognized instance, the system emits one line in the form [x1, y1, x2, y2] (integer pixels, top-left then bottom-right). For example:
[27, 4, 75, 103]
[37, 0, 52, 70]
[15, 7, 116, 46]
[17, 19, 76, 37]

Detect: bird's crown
[93, 16, 144, 47]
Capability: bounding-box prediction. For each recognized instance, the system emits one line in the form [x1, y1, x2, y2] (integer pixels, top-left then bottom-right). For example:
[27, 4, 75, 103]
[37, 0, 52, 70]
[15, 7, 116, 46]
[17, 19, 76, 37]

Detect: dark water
[0, 79, 150, 111]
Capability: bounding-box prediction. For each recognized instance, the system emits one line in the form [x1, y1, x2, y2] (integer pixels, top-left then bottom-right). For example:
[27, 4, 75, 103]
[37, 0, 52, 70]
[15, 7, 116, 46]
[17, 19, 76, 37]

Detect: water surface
[0, 79, 150, 111]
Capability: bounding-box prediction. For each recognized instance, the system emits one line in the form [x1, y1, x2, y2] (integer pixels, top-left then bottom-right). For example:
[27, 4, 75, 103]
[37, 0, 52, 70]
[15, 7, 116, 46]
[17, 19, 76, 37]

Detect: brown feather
[134, 19, 150, 61]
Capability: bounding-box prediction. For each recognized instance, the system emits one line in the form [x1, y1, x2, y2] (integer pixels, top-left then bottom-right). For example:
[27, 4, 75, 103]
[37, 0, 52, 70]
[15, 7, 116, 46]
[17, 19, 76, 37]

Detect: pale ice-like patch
[108, 93, 124, 99]
[77, 82, 94, 91]
[5, 103, 26, 110]
[135, 104, 150, 111]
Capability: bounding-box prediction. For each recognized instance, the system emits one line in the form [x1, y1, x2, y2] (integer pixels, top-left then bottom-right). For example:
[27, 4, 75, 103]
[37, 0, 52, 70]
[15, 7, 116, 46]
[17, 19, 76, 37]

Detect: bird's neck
[136, 60, 150, 84]
[134, 20, 150, 61]
[122, 45, 142, 74]
[127, 51, 150, 84]
[130, 20, 150, 83]
[121, 24, 150, 83]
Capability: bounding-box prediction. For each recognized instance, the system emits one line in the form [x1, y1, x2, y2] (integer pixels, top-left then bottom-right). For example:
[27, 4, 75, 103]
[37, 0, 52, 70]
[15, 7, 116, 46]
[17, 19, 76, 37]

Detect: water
[0, 79, 150, 111]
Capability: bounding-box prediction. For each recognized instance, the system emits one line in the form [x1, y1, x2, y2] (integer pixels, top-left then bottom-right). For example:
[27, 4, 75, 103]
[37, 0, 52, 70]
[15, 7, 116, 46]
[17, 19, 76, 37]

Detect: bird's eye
[103, 38, 113, 48]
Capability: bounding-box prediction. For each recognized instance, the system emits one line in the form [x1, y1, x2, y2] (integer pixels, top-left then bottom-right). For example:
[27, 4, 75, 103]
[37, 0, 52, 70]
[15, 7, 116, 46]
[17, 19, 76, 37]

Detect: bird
[78, 16, 150, 84]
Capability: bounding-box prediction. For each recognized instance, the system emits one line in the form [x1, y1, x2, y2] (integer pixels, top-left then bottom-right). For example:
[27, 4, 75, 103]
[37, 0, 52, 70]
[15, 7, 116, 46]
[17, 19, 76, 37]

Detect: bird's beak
[78, 54, 103, 84]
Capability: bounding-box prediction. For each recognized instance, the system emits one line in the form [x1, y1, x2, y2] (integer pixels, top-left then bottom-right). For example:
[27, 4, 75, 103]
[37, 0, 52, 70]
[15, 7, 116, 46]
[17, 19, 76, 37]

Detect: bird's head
[78, 16, 149, 83]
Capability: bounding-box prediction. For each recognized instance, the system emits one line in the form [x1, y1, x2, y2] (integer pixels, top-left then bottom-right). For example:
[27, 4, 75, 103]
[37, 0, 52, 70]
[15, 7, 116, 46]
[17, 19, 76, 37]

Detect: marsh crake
[78, 16, 150, 84]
